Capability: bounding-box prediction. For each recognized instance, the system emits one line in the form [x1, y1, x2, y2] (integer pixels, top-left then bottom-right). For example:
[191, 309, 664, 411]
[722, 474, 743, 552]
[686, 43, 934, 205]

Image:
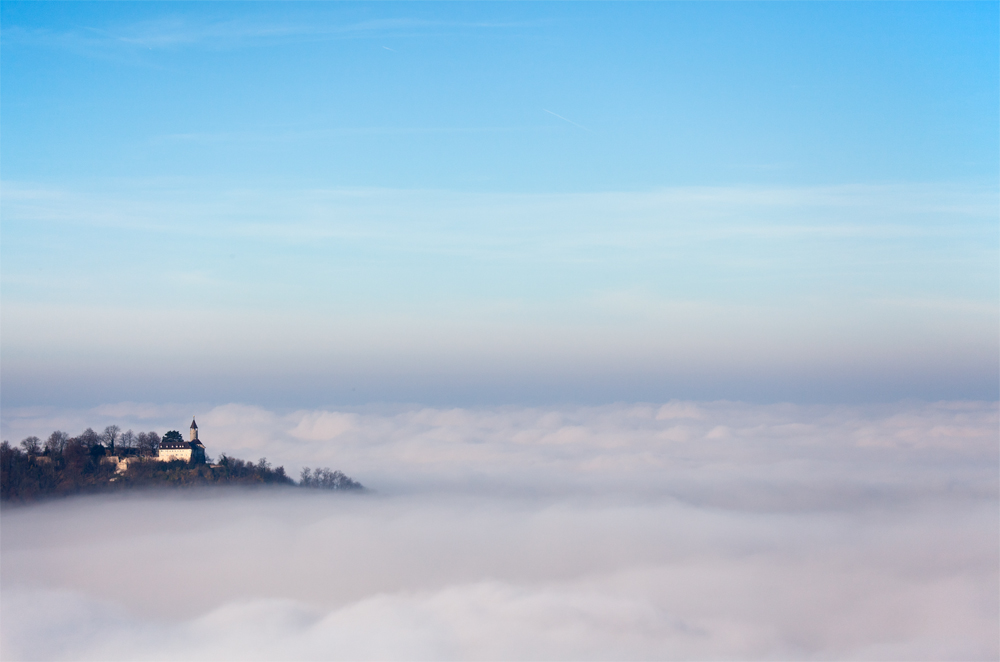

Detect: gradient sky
[1, 2, 997, 407]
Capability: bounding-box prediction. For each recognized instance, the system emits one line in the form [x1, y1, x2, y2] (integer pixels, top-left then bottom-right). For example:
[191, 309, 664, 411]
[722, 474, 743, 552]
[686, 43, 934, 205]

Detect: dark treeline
[1, 426, 364, 503]
[300, 467, 364, 490]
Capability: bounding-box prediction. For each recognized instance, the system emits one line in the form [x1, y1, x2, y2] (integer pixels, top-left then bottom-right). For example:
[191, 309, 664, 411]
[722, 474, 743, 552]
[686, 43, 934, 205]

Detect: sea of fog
[2, 401, 997, 660]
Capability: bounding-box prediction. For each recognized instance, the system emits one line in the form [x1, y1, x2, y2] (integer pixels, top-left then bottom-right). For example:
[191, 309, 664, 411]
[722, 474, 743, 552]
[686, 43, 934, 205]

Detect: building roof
[190, 417, 198, 429]
[160, 440, 191, 449]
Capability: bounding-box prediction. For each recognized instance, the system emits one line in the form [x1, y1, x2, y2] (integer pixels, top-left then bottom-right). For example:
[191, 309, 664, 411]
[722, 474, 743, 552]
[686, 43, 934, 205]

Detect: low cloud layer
[2, 401, 998, 660]
[3, 399, 996, 501]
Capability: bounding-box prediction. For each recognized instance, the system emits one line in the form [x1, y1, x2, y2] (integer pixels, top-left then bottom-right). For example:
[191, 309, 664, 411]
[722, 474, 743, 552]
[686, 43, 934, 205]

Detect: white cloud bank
[2, 401, 997, 660]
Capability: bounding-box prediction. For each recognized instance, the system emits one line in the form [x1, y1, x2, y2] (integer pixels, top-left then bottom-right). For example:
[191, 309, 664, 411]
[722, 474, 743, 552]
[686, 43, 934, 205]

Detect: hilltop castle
[106, 418, 207, 473]
[158, 418, 207, 463]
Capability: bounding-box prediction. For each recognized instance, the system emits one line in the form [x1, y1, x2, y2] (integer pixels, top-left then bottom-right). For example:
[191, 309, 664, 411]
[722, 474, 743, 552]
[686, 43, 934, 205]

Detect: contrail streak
[543, 108, 591, 132]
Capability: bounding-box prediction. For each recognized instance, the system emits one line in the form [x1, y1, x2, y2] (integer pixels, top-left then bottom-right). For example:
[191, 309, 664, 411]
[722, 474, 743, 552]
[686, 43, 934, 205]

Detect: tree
[63, 437, 90, 471]
[101, 425, 121, 452]
[20, 436, 41, 455]
[1, 441, 20, 499]
[119, 429, 136, 453]
[300, 466, 363, 490]
[79, 428, 100, 448]
[137, 431, 160, 457]
[162, 430, 183, 443]
[45, 431, 69, 455]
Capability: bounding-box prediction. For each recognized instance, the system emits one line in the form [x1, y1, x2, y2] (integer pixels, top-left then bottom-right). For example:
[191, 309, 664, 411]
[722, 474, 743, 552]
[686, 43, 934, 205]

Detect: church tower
[190, 417, 199, 442]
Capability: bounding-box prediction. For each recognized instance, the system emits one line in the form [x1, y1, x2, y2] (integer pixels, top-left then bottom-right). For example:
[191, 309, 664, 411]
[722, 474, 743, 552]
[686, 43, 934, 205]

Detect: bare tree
[119, 429, 136, 452]
[20, 436, 41, 455]
[137, 431, 160, 457]
[79, 428, 100, 448]
[101, 425, 121, 452]
[300, 466, 363, 490]
[44, 431, 69, 455]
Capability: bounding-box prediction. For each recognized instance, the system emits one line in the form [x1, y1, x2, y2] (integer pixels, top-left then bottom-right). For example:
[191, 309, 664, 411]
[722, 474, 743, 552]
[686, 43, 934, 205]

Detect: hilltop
[1, 422, 362, 503]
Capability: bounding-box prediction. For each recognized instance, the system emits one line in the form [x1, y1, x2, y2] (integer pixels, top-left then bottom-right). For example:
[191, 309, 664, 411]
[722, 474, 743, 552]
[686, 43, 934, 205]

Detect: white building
[158, 418, 206, 463]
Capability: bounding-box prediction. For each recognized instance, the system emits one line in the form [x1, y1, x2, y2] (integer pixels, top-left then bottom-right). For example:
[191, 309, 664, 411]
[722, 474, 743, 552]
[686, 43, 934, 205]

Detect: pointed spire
[190, 417, 198, 429]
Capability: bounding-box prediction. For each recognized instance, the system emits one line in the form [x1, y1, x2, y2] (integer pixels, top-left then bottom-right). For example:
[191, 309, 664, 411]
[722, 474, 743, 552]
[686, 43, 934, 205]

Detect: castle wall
[158, 448, 192, 462]
[104, 455, 159, 473]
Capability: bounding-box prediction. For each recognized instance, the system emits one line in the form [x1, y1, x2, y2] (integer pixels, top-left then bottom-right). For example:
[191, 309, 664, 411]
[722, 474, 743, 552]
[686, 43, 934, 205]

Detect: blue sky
[1, 2, 997, 407]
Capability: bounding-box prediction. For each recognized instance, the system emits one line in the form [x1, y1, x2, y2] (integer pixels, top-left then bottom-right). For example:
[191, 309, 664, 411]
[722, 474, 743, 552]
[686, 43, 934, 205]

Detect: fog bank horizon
[2, 400, 997, 660]
[3, 399, 996, 497]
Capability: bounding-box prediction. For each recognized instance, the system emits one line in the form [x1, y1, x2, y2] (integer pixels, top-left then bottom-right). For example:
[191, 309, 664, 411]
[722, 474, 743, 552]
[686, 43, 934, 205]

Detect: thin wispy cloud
[543, 108, 592, 132]
[151, 125, 546, 145]
[4, 181, 993, 243]
[2, 182, 993, 409]
[2, 15, 544, 56]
